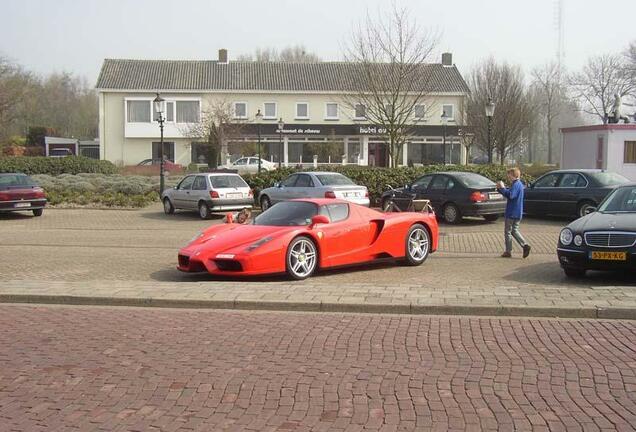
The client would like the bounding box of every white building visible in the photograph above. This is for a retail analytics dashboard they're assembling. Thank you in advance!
[96,49,470,168]
[561,124,636,181]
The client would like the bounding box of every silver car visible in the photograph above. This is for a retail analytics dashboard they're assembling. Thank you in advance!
[162,173,253,219]
[219,157,276,174]
[258,172,370,210]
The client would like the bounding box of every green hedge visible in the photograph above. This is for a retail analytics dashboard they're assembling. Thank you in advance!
[243,165,539,205]
[0,156,117,175]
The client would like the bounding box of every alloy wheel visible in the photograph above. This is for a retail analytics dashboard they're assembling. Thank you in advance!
[287,238,317,279]
[407,227,429,262]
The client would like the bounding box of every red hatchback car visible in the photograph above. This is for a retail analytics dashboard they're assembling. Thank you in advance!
[0,173,47,217]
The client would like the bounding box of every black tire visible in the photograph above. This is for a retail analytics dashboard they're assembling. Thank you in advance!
[577,200,596,218]
[564,267,586,278]
[163,198,175,214]
[32,208,43,217]
[483,214,499,222]
[403,224,430,266]
[443,203,461,224]
[286,236,318,280]
[260,195,271,211]
[198,201,211,220]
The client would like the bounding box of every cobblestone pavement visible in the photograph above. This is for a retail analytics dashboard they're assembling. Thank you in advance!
[1,206,635,316]
[1,305,635,431]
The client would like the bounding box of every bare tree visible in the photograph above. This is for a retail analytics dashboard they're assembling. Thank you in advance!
[184,100,246,168]
[237,45,321,62]
[342,5,438,168]
[568,54,635,123]
[532,62,565,164]
[0,57,35,144]
[466,58,532,164]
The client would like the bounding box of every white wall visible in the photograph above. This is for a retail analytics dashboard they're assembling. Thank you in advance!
[607,129,636,181]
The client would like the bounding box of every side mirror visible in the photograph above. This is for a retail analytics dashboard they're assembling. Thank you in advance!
[584,206,597,215]
[309,214,330,229]
[274,182,281,188]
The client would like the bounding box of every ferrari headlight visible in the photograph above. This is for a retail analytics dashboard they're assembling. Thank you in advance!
[245,237,273,252]
[574,235,583,246]
[560,228,573,246]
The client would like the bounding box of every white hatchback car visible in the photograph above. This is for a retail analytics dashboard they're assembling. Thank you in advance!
[219,157,276,174]
[161,172,254,219]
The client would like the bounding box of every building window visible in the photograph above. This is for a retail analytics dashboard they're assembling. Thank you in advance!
[325,103,339,120]
[625,141,636,163]
[127,100,151,123]
[263,102,277,119]
[151,141,175,162]
[354,104,366,119]
[234,102,247,119]
[153,101,174,122]
[296,103,309,119]
[176,101,200,123]
[414,104,426,120]
[442,104,454,121]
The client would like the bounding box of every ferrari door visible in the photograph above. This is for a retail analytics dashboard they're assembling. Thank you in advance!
[318,203,371,266]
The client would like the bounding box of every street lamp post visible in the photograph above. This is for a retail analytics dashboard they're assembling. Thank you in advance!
[485,98,495,164]
[277,118,284,169]
[255,109,263,173]
[441,111,448,164]
[153,93,166,194]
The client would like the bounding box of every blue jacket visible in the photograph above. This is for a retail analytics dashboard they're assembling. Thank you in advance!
[498,179,524,219]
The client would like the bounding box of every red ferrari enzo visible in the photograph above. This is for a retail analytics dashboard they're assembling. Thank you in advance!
[178,199,438,280]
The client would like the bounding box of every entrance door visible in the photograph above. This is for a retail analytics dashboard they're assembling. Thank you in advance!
[367,142,388,167]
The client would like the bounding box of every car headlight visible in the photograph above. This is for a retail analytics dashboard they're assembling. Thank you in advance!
[560,228,573,246]
[574,235,583,246]
[245,237,273,252]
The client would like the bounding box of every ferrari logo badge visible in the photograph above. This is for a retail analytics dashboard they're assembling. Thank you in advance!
[317,231,324,239]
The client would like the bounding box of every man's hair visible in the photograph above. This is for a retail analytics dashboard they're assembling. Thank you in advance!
[507,167,521,179]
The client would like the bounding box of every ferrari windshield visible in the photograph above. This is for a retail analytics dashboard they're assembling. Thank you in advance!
[597,186,636,213]
[253,201,318,226]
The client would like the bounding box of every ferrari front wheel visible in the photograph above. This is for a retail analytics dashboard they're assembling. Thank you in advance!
[286,236,318,280]
[404,224,430,266]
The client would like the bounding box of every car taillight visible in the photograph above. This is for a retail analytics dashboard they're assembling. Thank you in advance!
[364,190,369,198]
[0,192,9,201]
[248,189,254,197]
[33,187,46,198]
[324,191,336,199]
[470,191,487,203]
[210,190,220,199]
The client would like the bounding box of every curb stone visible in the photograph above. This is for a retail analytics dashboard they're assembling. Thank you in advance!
[0,294,633,320]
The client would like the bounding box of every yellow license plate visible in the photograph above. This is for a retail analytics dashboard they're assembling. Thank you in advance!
[591,251,627,261]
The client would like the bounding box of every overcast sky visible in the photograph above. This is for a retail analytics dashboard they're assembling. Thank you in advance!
[2,0,634,84]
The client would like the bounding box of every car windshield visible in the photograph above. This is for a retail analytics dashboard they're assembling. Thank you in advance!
[589,172,630,186]
[315,174,355,186]
[209,175,248,188]
[0,174,37,189]
[453,173,495,188]
[253,201,318,226]
[597,186,636,213]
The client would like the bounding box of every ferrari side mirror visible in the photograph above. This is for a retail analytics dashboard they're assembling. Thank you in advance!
[309,214,329,229]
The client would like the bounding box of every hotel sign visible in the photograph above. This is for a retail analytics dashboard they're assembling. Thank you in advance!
[242,124,458,136]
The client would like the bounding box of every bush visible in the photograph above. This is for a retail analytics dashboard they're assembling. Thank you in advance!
[0,156,117,175]
[243,164,538,205]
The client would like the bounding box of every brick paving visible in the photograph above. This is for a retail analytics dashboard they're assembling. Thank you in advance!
[1,305,635,431]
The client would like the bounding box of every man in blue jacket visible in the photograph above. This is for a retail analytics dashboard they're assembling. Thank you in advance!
[497,168,531,258]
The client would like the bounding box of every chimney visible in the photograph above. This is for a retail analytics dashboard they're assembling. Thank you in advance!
[441,52,453,67]
[218,48,228,64]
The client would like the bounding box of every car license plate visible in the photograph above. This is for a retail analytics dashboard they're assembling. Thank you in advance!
[489,193,502,200]
[14,202,31,208]
[590,251,627,261]
[226,193,242,199]
[344,192,358,198]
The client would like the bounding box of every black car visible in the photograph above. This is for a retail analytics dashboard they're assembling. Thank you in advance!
[0,173,47,216]
[524,169,630,219]
[557,183,636,277]
[380,172,506,224]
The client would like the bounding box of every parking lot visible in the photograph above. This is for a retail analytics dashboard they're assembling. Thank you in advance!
[0,204,574,285]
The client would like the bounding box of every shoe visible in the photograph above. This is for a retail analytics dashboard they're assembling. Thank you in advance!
[523,245,531,258]
[500,252,512,258]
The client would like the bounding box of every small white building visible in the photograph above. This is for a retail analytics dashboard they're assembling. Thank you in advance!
[561,124,636,181]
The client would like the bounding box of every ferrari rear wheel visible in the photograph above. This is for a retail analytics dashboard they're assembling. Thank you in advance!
[404,224,430,266]
[286,237,318,280]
